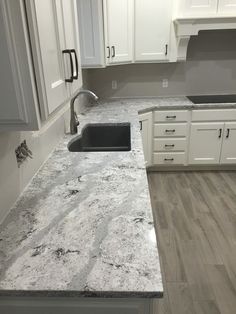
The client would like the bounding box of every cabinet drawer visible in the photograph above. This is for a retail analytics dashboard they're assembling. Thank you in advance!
[153,152,186,165]
[153,138,187,152]
[154,110,188,122]
[154,123,188,137]
[192,109,236,122]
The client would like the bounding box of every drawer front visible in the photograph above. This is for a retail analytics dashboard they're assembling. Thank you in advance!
[192,109,236,122]
[154,110,188,122]
[153,152,186,165]
[153,138,187,152]
[154,123,188,137]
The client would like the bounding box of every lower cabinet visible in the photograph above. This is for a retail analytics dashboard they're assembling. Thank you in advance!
[0,297,152,314]
[189,122,236,165]
[143,108,236,168]
[153,152,186,165]
[139,112,153,166]
[220,122,236,164]
[152,110,189,166]
[188,122,224,164]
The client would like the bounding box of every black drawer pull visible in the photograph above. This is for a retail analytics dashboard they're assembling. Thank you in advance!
[166,115,176,119]
[111,46,116,58]
[164,158,174,161]
[165,44,168,56]
[165,129,176,133]
[62,49,74,83]
[71,49,79,80]
[226,128,230,138]
[107,46,110,59]
[139,121,142,131]
[165,144,175,148]
[218,128,222,138]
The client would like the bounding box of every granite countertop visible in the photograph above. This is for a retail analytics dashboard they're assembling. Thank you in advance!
[0,96,236,299]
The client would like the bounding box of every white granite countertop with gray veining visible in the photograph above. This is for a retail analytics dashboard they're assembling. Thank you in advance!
[1,96,236,299]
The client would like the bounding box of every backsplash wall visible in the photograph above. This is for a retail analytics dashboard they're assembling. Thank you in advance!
[86,30,236,98]
[0,98,87,223]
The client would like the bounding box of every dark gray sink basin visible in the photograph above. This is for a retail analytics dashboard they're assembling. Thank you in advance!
[68,123,131,152]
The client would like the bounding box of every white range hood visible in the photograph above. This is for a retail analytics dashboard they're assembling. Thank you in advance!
[174,16,236,61]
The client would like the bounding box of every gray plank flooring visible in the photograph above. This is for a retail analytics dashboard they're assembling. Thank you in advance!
[148,171,236,314]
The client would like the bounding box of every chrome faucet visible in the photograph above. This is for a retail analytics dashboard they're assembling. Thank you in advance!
[70,90,99,134]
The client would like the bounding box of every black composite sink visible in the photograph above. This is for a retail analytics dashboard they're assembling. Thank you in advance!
[68,123,131,152]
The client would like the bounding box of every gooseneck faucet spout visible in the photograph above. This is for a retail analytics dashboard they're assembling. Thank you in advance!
[70,90,99,135]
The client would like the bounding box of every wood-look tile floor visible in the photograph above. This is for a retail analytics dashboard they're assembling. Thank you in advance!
[148,171,236,314]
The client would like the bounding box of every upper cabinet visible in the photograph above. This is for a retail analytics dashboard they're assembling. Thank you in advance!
[0,0,40,131]
[77,0,105,68]
[218,0,236,14]
[134,0,172,62]
[26,0,82,119]
[78,0,174,67]
[103,0,134,65]
[178,0,236,16]
[179,0,218,16]
[0,0,82,131]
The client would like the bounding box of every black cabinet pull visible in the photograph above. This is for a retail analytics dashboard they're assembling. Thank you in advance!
[164,158,174,161]
[166,115,176,119]
[226,128,230,138]
[218,128,222,138]
[62,50,74,83]
[165,44,168,56]
[139,121,142,131]
[165,129,176,133]
[107,46,110,59]
[71,49,79,80]
[165,144,175,148]
[111,46,116,58]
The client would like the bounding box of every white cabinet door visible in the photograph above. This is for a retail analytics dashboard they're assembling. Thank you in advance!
[218,0,236,14]
[134,0,172,62]
[181,0,218,15]
[61,0,82,95]
[26,0,82,119]
[139,112,152,166]
[0,0,40,131]
[189,122,224,164]
[77,0,105,68]
[220,123,236,164]
[104,0,133,64]
[28,0,70,117]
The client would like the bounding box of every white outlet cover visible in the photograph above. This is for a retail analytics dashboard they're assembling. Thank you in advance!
[112,80,117,90]
[162,79,168,88]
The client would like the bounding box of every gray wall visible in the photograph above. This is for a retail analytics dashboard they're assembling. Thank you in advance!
[86,30,236,98]
[0,98,87,223]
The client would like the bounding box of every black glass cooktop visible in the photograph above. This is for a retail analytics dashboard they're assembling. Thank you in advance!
[187,94,236,104]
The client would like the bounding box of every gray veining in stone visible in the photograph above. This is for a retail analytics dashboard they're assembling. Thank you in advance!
[0,96,235,299]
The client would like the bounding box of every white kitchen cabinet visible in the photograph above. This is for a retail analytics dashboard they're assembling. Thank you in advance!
[62,0,82,96]
[134,0,172,62]
[218,0,236,14]
[220,122,236,164]
[139,112,153,166]
[26,0,82,119]
[189,122,224,164]
[103,0,134,65]
[0,0,40,131]
[77,0,105,68]
[179,0,218,16]
[0,0,82,131]
[0,297,152,314]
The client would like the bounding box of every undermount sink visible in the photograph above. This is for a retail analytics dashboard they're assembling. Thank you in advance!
[68,123,131,152]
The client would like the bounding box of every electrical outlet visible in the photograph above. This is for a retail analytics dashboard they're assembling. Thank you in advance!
[162,79,168,88]
[112,80,117,90]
